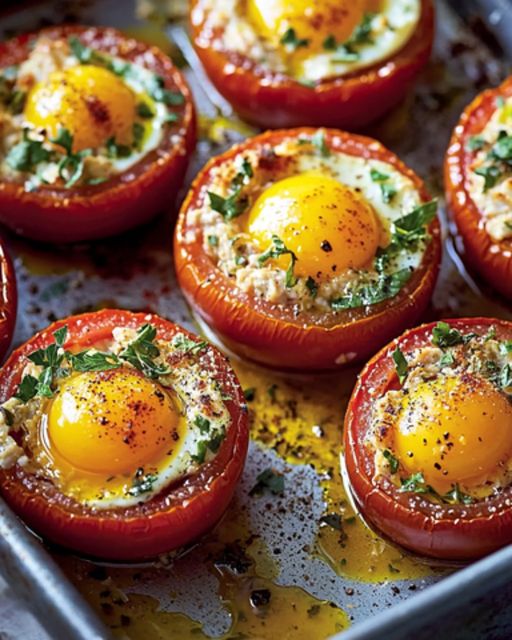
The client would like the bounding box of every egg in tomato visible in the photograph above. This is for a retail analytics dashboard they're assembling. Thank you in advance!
[0,325,229,508]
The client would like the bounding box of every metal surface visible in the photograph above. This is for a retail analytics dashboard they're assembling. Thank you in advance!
[0,1,511,639]
[0,499,112,640]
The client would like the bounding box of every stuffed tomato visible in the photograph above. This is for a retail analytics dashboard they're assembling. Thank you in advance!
[0,235,16,361]
[190,0,434,129]
[0,309,249,562]
[0,25,196,243]
[174,127,441,371]
[445,75,512,300]
[344,317,512,561]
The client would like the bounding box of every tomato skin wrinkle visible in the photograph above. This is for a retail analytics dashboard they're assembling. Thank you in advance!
[174,127,441,372]
[0,309,249,562]
[189,0,434,130]
[445,75,512,301]
[0,25,196,243]
[344,317,512,561]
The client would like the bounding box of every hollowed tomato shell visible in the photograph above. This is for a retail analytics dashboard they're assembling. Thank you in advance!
[0,26,196,243]
[0,235,17,362]
[344,317,512,561]
[0,309,249,562]
[189,0,434,130]
[445,76,512,300]
[174,127,442,372]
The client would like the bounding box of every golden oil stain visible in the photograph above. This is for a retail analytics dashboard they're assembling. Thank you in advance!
[233,359,441,583]
[122,26,173,55]
[198,114,258,145]
[57,501,349,640]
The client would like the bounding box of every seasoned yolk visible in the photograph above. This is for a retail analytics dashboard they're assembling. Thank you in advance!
[247,0,365,55]
[394,375,512,492]
[247,172,381,280]
[47,368,180,475]
[24,65,136,152]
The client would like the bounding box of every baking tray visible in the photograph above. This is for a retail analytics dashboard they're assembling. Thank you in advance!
[1,1,512,639]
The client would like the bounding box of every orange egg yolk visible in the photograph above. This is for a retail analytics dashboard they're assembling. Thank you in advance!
[247,172,381,280]
[394,375,512,492]
[47,368,180,475]
[248,0,366,55]
[24,65,136,152]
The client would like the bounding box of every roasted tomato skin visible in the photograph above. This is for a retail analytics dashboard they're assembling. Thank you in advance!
[189,0,434,130]
[174,127,441,372]
[0,309,249,562]
[445,77,512,300]
[344,317,512,561]
[0,236,17,362]
[0,26,196,244]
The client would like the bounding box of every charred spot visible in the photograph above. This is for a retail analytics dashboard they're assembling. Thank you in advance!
[320,240,332,252]
[85,95,111,125]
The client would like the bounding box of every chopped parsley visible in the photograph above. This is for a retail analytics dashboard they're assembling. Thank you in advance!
[127,467,158,497]
[243,387,256,402]
[194,414,211,434]
[306,276,318,298]
[370,168,396,203]
[431,322,466,348]
[50,127,92,188]
[383,449,399,474]
[136,102,154,118]
[208,159,253,221]
[6,130,50,173]
[171,333,207,355]
[399,472,430,494]
[467,135,485,152]
[249,468,285,496]
[119,323,170,379]
[473,129,512,192]
[258,235,297,288]
[392,347,408,385]
[280,27,310,50]
[323,13,375,62]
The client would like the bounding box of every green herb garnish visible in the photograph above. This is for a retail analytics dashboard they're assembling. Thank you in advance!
[280,27,310,50]
[127,467,158,497]
[258,235,297,288]
[392,347,408,384]
[171,333,207,355]
[249,468,285,496]
[6,129,50,173]
[119,324,170,379]
[383,449,399,474]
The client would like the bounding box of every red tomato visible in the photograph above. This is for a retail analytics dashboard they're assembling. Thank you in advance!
[0,310,249,562]
[445,76,512,300]
[189,0,434,130]
[0,235,16,361]
[0,26,196,243]
[344,317,512,561]
[174,127,441,372]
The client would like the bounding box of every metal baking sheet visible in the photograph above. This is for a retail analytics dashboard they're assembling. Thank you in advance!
[1,1,512,639]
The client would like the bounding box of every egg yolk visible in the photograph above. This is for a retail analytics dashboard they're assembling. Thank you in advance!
[247,172,381,280]
[248,0,365,55]
[394,375,512,492]
[47,368,180,475]
[24,65,136,152]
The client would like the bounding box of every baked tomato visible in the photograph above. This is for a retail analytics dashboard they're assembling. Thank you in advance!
[174,127,441,372]
[0,309,249,562]
[0,25,196,243]
[344,317,512,561]
[190,0,434,130]
[445,76,512,300]
[0,234,16,361]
